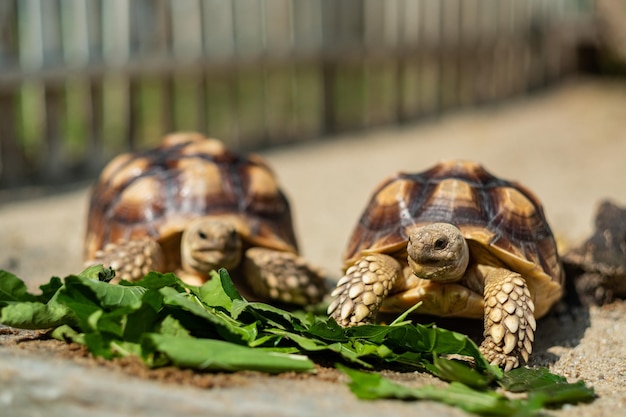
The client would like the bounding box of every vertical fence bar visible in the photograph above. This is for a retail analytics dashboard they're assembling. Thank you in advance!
[16,0,44,181]
[458,0,477,107]
[322,0,365,132]
[419,0,441,115]
[439,0,461,110]
[201,0,238,145]
[42,83,66,181]
[398,0,422,120]
[232,0,267,148]
[170,0,204,137]
[291,0,324,138]
[394,0,407,123]
[0,0,24,187]
[102,0,132,152]
[0,90,24,187]
[0,0,596,188]
[39,0,68,182]
[84,0,106,171]
[363,0,382,127]
[320,0,337,135]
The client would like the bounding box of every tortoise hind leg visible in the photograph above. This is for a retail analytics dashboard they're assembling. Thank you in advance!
[86,237,165,283]
[243,247,328,305]
[328,253,402,326]
[479,265,536,371]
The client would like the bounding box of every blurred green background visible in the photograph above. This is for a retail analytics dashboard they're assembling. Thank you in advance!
[0,0,619,187]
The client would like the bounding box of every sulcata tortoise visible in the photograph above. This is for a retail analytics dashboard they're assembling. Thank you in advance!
[563,200,626,306]
[328,160,564,370]
[84,132,327,305]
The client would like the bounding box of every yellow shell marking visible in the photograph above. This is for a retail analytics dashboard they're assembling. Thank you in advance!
[100,153,132,184]
[109,157,150,189]
[374,179,412,207]
[177,158,223,200]
[114,175,164,215]
[247,165,279,196]
[180,137,226,156]
[497,187,536,218]
[429,178,475,208]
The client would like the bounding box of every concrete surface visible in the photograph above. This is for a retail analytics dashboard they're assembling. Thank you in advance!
[1,78,626,416]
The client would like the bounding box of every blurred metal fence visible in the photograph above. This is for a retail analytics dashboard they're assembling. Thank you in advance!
[0,0,592,187]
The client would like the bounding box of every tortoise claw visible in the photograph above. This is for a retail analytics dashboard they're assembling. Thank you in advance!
[328,253,401,327]
[86,237,164,283]
[482,269,535,370]
[244,247,327,305]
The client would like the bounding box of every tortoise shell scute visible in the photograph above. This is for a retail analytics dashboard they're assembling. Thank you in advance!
[85,133,297,261]
[343,160,563,288]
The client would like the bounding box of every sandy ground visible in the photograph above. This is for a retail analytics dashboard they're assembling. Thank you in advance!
[1,78,626,416]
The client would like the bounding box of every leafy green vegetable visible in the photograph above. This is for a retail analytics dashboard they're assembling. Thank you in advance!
[143,334,314,373]
[0,266,595,416]
[339,364,525,416]
[78,264,116,282]
[0,270,37,304]
[500,367,595,407]
[338,365,594,416]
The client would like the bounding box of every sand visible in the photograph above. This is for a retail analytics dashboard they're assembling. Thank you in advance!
[1,78,625,416]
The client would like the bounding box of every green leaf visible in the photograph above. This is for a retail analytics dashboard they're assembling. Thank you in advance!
[63,276,146,310]
[501,367,596,407]
[0,300,72,329]
[159,287,257,343]
[528,381,596,407]
[37,277,63,303]
[1,275,72,329]
[143,333,314,373]
[500,366,567,392]
[158,315,192,338]
[338,365,530,416]
[269,328,372,367]
[217,268,244,301]
[0,270,36,304]
[78,264,115,282]
[306,318,349,342]
[51,324,85,344]
[121,271,187,291]
[197,270,238,311]
[240,301,299,329]
[389,301,423,326]
[0,267,596,416]
[431,355,493,389]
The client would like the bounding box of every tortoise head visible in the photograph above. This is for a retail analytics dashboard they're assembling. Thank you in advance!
[181,217,243,274]
[407,222,469,283]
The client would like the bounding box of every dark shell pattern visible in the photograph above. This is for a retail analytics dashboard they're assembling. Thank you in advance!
[344,160,564,289]
[85,133,298,260]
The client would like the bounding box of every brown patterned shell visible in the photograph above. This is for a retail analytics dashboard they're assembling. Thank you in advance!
[344,160,564,315]
[84,132,298,261]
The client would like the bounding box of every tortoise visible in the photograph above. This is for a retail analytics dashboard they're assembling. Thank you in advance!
[84,132,327,305]
[563,200,626,306]
[328,160,564,370]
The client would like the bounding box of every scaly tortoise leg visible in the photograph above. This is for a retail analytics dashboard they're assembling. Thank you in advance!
[480,266,536,371]
[243,247,328,305]
[86,237,164,283]
[328,253,402,326]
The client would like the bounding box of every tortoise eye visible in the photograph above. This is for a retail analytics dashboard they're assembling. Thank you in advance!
[434,238,447,250]
[198,230,208,240]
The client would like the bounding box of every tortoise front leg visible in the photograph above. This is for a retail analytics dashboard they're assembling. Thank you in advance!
[479,265,536,371]
[243,247,328,305]
[328,253,402,326]
[86,237,164,283]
